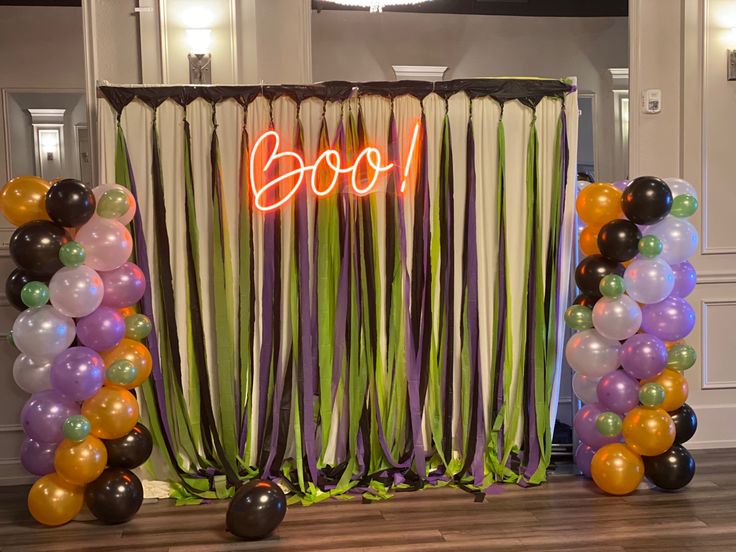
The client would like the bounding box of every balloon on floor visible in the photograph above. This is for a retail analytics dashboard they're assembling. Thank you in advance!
[567,176,698,495]
[226,480,287,540]
[0,177,154,526]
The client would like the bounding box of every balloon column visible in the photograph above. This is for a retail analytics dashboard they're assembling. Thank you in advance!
[1,176,154,526]
[567,176,698,495]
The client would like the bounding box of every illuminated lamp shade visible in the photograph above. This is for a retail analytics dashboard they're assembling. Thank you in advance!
[186,29,211,55]
[324,0,434,13]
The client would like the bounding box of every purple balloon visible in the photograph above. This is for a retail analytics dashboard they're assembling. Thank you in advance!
[100,262,146,308]
[575,443,596,478]
[612,179,630,191]
[620,333,668,380]
[641,296,696,342]
[596,369,640,415]
[574,403,619,449]
[20,437,57,476]
[671,261,697,298]
[76,306,125,351]
[20,389,79,443]
[50,347,105,401]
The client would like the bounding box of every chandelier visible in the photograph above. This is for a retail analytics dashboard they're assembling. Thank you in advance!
[324,0,434,14]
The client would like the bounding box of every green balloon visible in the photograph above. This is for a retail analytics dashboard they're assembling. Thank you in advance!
[21,281,49,308]
[97,188,130,219]
[596,412,623,437]
[125,313,152,340]
[638,235,663,258]
[671,194,699,218]
[564,305,593,330]
[59,241,86,267]
[106,359,137,386]
[599,274,625,298]
[7,330,14,348]
[63,415,91,442]
[639,382,665,407]
[667,344,697,371]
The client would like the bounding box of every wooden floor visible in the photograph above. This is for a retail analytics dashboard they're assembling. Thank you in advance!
[1,449,734,551]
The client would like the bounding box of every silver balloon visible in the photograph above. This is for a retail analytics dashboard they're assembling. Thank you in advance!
[12,306,75,359]
[647,216,698,264]
[572,372,601,404]
[13,354,52,394]
[49,265,104,318]
[592,295,642,341]
[624,258,675,304]
[565,329,621,377]
[664,177,698,200]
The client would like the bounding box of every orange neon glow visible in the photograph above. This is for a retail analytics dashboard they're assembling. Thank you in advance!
[250,121,422,212]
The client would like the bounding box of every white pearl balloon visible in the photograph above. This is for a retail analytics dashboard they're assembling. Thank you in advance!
[572,372,601,404]
[664,177,698,200]
[565,329,621,377]
[13,354,52,394]
[647,216,699,264]
[592,295,643,341]
[624,258,675,304]
[12,306,75,359]
[49,265,104,318]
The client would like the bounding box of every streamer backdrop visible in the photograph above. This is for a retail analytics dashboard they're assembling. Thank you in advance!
[96,79,578,502]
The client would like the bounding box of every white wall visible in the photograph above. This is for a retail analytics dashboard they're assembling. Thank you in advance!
[630,0,736,449]
[311,10,628,181]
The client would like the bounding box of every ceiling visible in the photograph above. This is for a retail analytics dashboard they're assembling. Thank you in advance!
[313,0,628,17]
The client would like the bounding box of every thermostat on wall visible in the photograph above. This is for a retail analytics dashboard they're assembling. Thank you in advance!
[641,89,662,114]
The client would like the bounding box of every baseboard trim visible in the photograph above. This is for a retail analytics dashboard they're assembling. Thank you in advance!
[688,439,736,450]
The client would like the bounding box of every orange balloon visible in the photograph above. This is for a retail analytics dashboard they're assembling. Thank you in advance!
[665,339,686,351]
[82,386,139,439]
[622,406,675,456]
[0,176,51,226]
[643,368,689,411]
[54,436,107,485]
[576,183,623,226]
[579,226,601,256]
[118,306,137,318]
[591,443,644,495]
[27,473,84,526]
[101,338,152,388]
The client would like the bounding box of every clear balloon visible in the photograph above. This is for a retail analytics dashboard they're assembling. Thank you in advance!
[50,347,105,402]
[619,333,667,380]
[100,262,146,308]
[76,306,126,352]
[92,183,136,225]
[575,443,596,478]
[12,305,75,359]
[671,261,697,298]
[565,329,622,377]
[21,389,80,443]
[574,403,621,449]
[646,217,698,264]
[49,265,104,318]
[75,218,133,272]
[572,372,601,404]
[592,295,642,341]
[13,354,52,394]
[623,258,675,304]
[641,296,696,342]
[597,370,640,414]
[20,437,57,476]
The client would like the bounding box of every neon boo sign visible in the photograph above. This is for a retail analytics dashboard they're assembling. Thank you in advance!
[250,122,422,212]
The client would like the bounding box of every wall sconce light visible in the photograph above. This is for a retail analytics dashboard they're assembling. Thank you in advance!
[40,131,59,161]
[187,29,212,84]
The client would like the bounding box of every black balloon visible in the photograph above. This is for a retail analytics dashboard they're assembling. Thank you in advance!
[104,423,153,469]
[598,219,642,262]
[669,403,698,445]
[575,254,625,298]
[573,293,598,309]
[643,444,695,491]
[226,479,287,540]
[9,220,70,277]
[5,268,48,311]
[45,178,96,228]
[621,176,673,225]
[85,468,144,524]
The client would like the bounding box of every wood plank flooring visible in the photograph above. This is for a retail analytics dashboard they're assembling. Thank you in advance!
[1,449,734,551]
